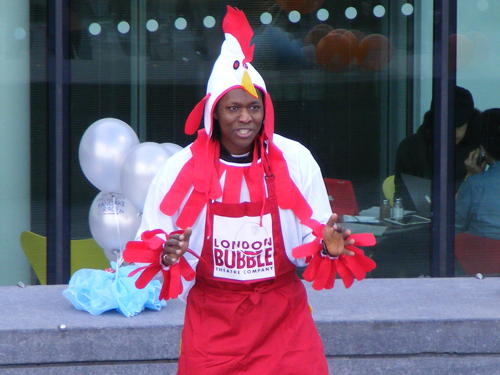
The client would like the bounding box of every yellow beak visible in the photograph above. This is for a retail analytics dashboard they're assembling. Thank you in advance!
[241,70,258,98]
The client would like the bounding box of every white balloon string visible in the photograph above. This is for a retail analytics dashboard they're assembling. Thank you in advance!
[112,193,123,281]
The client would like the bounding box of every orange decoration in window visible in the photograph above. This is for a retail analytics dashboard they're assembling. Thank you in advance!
[304,24,333,46]
[357,33,392,71]
[315,29,359,72]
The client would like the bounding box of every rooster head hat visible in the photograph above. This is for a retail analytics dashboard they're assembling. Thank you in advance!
[183,6,274,141]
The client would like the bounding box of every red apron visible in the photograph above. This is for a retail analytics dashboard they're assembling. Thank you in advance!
[178,175,329,375]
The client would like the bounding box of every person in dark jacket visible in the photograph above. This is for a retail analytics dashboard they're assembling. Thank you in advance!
[456,108,500,239]
[394,86,480,210]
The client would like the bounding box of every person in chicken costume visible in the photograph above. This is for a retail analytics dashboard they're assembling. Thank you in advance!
[124,6,376,375]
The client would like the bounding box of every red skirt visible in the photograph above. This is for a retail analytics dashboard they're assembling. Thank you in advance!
[177,273,329,375]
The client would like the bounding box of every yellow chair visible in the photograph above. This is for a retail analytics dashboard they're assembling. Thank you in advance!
[382,175,395,206]
[20,231,110,285]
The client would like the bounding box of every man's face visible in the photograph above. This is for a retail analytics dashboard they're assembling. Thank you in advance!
[456,123,468,144]
[214,88,264,155]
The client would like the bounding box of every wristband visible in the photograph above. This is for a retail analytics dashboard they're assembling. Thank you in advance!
[321,241,339,259]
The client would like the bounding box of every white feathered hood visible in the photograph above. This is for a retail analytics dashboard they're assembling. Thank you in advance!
[183,6,274,141]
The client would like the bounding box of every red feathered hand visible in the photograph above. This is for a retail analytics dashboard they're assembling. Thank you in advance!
[124,229,196,300]
[223,5,255,64]
[292,227,377,290]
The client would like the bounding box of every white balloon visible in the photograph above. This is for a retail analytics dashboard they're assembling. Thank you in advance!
[79,118,139,193]
[89,192,141,261]
[121,142,170,211]
[161,142,183,157]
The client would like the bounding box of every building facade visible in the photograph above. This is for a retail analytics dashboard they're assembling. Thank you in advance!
[1,0,499,285]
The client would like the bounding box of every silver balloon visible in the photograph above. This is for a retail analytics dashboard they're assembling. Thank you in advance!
[121,142,170,212]
[89,192,141,261]
[79,118,139,193]
[161,142,183,157]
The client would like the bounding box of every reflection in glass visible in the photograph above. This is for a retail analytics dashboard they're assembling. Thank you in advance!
[14,27,27,40]
[146,19,159,32]
[373,5,385,18]
[316,8,329,22]
[33,0,496,280]
[174,17,187,30]
[401,3,414,16]
[88,22,101,36]
[260,12,272,25]
[345,6,357,20]
[203,16,216,29]
[117,21,130,34]
[288,10,301,23]
[476,0,489,12]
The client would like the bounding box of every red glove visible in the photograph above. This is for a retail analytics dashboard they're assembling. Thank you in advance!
[124,229,196,300]
[293,230,376,290]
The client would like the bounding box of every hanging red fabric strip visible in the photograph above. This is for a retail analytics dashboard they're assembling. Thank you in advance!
[302,253,322,281]
[122,242,156,261]
[191,130,222,199]
[301,218,324,237]
[168,263,182,299]
[336,259,355,288]
[244,161,265,202]
[160,270,171,300]
[135,265,162,289]
[179,256,196,280]
[325,260,337,289]
[345,246,377,276]
[311,256,333,290]
[222,166,244,203]
[349,233,377,247]
[160,159,195,216]
[267,142,313,222]
[292,238,322,259]
[175,190,208,229]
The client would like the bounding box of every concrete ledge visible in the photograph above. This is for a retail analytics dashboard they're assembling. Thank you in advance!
[1,277,499,374]
[329,356,500,375]
[0,363,178,375]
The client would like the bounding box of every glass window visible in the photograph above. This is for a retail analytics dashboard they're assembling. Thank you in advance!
[0,1,35,285]
[4,0,497,285]
[376,1,434,277]
[454,0,500,276]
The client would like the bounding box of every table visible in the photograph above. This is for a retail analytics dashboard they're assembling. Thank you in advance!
[343,221,432,278]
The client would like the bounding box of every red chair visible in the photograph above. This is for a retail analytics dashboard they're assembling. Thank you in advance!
[455,233,500,275]
[323,178,359,216]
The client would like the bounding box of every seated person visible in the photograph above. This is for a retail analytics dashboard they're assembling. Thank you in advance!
[394,86,480,210]
[456,108,500,240]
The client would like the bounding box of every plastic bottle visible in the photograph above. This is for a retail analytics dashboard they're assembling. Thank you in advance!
[379,199,391,220]
[392,198,404,221]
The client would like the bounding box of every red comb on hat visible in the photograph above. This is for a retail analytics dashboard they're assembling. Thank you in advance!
[222,6,255,64]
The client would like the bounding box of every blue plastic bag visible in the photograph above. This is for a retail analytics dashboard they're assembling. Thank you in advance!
[63,262,166,317]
